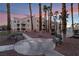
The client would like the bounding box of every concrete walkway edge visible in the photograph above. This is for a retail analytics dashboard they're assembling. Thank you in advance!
[0,45,14,52]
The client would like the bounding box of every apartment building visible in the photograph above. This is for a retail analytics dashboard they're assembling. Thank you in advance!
[11,16,60,32]
[11,16,44,32]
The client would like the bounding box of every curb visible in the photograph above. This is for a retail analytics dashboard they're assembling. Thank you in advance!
[0,44,14,52]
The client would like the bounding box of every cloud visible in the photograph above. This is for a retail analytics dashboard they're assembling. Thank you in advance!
[0,5,78,26]
[0,12,28,25]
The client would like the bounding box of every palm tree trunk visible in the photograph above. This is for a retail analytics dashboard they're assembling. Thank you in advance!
[39,3,42,31]
[47,4,53,32]
[45,11,47,32]
[71,3,74,32]
[48,9,50,32]
[62,3,67,41]
[43,11,47,32]
[29,3,33,31]
[78,3,79,16]
[6,3,11,32]
[49,3,53,32]
[43,5,48,32]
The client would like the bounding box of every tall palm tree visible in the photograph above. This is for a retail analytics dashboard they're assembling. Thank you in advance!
[39,3,42,31]
[71,3,74,32]
[47,3,53,32]
[78,3,79,16]
[6,3,11,32]
[29,3,33,31]
[50,3,53,31]
[47,6,50,32]
[62,3,67,41]
[43,5,48,32]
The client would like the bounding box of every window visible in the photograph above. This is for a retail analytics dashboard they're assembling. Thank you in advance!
[21,24,26,27]
[21,28,26,30]
[17,28,20,31]
[17,24,20,27]
[27,20,30,22]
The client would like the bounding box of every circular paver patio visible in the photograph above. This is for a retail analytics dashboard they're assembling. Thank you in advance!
[14,38,56,55]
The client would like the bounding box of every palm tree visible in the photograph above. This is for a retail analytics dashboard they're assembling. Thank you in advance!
[50,3,53,31]
[78,3,79,16]
[39,3,42,31]
[47,3,53,32]
[71,3,74,32]
[47,6,51,32]
[43,5,48,32]
[6,3,11,32]
[29,3,33,31]
[62,3,67,41]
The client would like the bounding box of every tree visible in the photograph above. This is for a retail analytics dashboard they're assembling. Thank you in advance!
[29,3,33,31]
[43,5,48,32]
[78,3,79,16]
[47,3,53,32]
[39,3,42,31]
[71,3,74,32]
[62,3,67,41]
[6,3,11,32]
[47,6,51,32]
[50,3,53,31]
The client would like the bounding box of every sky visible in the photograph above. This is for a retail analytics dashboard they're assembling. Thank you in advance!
[0,3,79,27]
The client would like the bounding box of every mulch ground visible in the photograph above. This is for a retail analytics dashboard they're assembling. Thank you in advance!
[55,37,79,56]
[25,31,52,39]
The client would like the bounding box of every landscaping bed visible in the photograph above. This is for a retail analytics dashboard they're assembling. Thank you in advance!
[55,37,79,56]
[0,31,23,46]
[25,31,52,39]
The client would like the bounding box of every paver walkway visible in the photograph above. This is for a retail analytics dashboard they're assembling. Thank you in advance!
[14,33,63,56]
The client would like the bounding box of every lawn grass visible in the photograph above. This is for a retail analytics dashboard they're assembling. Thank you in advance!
[0,31,16,36]
[0,31,17,45]
[0,31,9,36]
